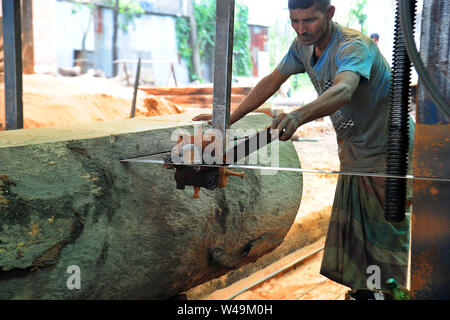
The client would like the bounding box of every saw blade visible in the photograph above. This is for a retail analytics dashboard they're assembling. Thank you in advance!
[119,158,450,183]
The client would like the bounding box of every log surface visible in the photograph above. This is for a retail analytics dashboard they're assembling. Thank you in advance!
[0,113,302,299]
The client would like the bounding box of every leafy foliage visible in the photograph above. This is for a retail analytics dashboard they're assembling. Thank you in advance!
[176,0,252,82]
[175,17,194,78]
[70,2,96,38]
[232,4,252,77]
[348,0,368,34]
[71,0,144,34]
[71,2,95,15]
[103,0,145,33]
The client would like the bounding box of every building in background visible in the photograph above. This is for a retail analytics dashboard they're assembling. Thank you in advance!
[32,0,190,86]
[3,1,420,87]
[247,14,270,79]
[244,0,280,79]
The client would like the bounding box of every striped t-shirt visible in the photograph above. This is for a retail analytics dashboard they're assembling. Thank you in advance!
[277,22,394,172]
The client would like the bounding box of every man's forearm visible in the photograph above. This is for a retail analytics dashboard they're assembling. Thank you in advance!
[230,72,288,125]
[294,83,352,126]
[271,71,361,141]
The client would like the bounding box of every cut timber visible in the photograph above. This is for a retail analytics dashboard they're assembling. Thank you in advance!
[0,113,302,299]
[140,87,251,96]
[158,94,247,107]
[141,86,252,110]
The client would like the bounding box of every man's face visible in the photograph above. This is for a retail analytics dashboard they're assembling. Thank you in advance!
[289,5,332,46]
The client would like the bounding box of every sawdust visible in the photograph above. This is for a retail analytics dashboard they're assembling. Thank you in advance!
[205,237,349,300]
[0,74,184,130]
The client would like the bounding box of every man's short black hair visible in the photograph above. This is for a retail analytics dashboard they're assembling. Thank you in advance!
[370,33,380,40]
[288,0,331,12]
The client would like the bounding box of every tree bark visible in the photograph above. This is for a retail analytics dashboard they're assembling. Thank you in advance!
[0,113,302,299]
[80,8,94,74]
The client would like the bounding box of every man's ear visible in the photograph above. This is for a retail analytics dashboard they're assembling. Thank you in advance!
[326,5,336,22]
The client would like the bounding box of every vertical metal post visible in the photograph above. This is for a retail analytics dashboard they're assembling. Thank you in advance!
[212,0,235,152]
[130,58,141,119]
[2,0,24,130]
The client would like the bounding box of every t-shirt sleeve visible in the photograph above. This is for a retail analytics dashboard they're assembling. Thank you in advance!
[276,39,306,76]
[336,41,372,80]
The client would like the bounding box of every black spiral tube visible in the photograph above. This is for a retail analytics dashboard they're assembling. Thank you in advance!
[384,0,417,223]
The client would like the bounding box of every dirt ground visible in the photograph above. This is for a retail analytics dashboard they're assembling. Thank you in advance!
[0,74,346,300]
[0,74,183,130]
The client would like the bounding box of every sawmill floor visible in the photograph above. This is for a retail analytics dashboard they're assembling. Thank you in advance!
[205,237,349,300]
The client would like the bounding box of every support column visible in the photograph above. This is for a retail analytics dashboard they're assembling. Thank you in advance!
[2,0,24,130]
[212,0,235,153]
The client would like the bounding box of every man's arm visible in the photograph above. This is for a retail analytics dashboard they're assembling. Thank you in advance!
[230,69,290,125]
[271,71,361,141]
[192,69,290,124]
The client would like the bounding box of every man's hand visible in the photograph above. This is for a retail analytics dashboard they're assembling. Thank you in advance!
[270,112,300,141]
[192,113,212,124]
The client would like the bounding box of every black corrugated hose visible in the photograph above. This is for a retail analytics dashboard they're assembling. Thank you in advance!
[384,0,417,223]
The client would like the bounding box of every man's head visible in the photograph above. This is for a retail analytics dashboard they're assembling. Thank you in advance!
[288,0,335,46]
[288,0,330,12]
[370,33,380,44]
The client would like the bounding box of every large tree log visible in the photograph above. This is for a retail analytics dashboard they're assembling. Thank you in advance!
[0,113,302,299]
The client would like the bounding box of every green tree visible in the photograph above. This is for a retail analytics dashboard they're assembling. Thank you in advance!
[176,0,252,82]
[71,0,144,76]
[71,2,96,73]
[232,4,252,78]
[102,0,144,76]
[103,0,144,33]
[348,0,368,34]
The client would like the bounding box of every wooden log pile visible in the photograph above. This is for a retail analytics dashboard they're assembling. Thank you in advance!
[140,86,252,110]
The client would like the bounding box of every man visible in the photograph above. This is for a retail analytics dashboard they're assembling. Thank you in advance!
[370,33,380,45]
[193,0,412,290]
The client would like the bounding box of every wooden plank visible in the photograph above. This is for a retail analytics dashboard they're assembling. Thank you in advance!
[232,249,327,300]
[140,86,252,96]
[298,279,349,300]
[162,94,246,106]
[166,103,243,111]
